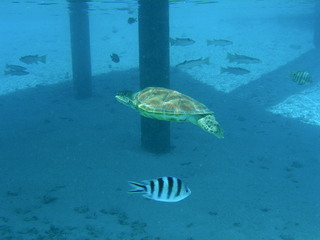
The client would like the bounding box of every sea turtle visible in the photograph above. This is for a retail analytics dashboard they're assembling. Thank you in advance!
[115,87,224,138]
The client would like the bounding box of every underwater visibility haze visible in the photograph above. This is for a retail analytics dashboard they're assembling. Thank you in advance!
[0,0,319,240]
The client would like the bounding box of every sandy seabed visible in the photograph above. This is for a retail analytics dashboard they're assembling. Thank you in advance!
[0,1,319,240]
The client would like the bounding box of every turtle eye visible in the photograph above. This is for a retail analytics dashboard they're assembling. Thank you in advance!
[119,90,134,98]
[116,91,126,96]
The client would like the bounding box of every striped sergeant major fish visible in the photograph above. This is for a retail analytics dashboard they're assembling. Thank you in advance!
[290,70,312,85]
[128,176,191,202]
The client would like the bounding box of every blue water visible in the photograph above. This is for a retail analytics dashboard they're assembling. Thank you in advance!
[0,1,319,240]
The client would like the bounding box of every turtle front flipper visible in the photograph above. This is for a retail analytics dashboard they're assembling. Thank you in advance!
[197,115,224,138]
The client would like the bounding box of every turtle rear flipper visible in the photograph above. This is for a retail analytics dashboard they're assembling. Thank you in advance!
[198,115,224,138]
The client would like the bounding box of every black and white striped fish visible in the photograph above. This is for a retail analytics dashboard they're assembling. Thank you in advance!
[128,176,191,202]
[290,70,312,85]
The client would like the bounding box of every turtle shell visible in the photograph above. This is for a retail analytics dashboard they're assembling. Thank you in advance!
[134,87,212,116]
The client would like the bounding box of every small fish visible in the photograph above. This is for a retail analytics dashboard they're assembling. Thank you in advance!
[37,2,58,5]
[195,0,219,4]
[176,57,210,69]
[20,55,46,64]
[4,69,29,76]
[207,39,233,47]
[220,67,250,75]
[227,53,261,64]
[127,17,137,24]
[117,7,133,12]
[110,53,120,63]
[289,44,301,50]
[128,176,191,202]
[290,70,312,85]
[5,64,27,71]
[170,37,195,46]
[116,7,131,11]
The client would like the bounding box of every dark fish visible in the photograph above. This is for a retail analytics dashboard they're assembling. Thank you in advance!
[195,1,219,4]
[5,64,27,71]
[289,44,301,50]
[290,70,312,85]
[110,53,120,63]
[227,53,261,64]
[170,37,195,46]
[128,176,191,202]
[37,3,58,5]
[117,7,133,13]
[207,39,232,46]
[116,7,131,11]
[127,17,137,24]
[176,57,210,69]
[220,67,250,75]
[20,55,46,64]
[4,69,29,76]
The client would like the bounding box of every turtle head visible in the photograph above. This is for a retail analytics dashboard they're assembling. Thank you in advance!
[115,90,135,108]
[197,115,224,138]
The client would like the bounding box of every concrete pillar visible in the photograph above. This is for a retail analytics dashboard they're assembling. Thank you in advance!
[68,0,92,99]
[138,0,170,153]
